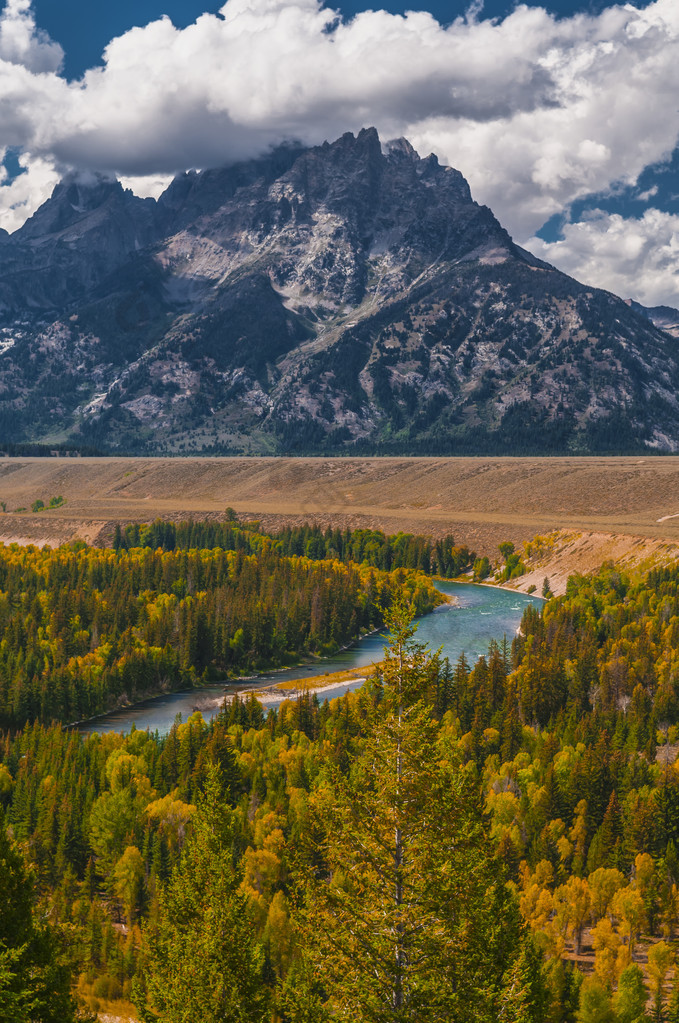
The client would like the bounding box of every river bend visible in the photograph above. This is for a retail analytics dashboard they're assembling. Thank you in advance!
[80,582,542,736]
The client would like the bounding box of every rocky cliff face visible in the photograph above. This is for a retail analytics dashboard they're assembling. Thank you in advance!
[1,128,678,454]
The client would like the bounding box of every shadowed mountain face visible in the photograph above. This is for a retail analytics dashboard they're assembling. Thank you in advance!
[0,127,677,454]
[626,299,679,340]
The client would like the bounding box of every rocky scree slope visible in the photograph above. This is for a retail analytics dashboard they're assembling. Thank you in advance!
[0,127,677,454]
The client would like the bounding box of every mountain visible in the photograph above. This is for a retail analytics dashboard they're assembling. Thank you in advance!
[0,174,160,314]
[625,299,679,339]
[1,127,678,454]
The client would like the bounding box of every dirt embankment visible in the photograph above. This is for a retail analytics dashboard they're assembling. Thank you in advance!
[504,530,679,597]
[2,456,679,588]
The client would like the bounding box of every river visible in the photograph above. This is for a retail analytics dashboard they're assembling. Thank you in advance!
[79,581,542,736]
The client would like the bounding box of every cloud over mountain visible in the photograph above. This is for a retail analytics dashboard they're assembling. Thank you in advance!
[528,208,679,309]
[0,0,679,302]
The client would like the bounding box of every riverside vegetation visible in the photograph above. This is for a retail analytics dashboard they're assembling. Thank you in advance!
[0,520,469,730]
[2,526,679,1019]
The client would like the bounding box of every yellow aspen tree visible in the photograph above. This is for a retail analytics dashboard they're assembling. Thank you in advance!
[554,876,591,954]
[647,940,675,1021]
[591,918,622,989]
[113,846,145,927]
[611,886,645,960]
[588,867,626,924]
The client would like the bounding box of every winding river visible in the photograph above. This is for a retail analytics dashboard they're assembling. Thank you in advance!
[80,582,542,736]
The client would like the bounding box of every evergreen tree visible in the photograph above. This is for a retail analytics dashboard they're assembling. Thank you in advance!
[668,977,679,1023]
[289,598,545,1022]
[613,964,648,1023]
[0,811,77,1023]
[135,767,268,1023]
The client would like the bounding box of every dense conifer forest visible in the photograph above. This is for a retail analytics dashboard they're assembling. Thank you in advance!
[3,526,679,1019]
[0,520,462,730]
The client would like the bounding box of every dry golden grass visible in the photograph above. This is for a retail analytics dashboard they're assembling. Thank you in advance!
[273,664,376,692]
[3,456,679,575]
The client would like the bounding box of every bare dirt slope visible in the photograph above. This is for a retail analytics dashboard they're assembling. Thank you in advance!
[510,530,679,596]
[3,456,679,576]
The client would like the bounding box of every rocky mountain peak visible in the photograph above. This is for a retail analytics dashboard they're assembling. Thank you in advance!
[0,171,160,314]
[158,143,306,229]
[1,128,678,456]
[383,136,419,160]
[322,126,382,158]
[15,172,133,241]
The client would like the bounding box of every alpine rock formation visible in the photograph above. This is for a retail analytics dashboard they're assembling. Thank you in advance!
[1,128,678,454]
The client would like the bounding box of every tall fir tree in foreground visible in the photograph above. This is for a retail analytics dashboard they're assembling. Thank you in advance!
[287,598,546,1022]
[134,766,268,1023]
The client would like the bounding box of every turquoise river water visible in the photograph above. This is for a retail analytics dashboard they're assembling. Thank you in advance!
[79,581,543,736]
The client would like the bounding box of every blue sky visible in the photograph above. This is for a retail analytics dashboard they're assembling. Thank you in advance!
[1,0,678,306]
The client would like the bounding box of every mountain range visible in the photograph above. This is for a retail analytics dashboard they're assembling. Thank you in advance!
[1,126,678,455]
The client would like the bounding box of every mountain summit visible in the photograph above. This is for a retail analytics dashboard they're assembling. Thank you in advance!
[0,128,677,454]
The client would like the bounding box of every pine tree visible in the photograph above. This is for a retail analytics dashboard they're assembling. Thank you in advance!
[0,811,77,1023]
[613,963,648,1023]
[289,598,545,1022]
[134,766,268,1023]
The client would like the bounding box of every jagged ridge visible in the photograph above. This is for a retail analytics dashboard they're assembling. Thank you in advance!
[0,128,677,454]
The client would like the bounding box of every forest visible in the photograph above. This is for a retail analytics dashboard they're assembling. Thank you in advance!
[0,520,459,730]
[112,518,472,578]
[2,527,679,1019]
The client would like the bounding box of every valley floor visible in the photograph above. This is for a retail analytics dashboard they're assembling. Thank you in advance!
[3,456,679,590]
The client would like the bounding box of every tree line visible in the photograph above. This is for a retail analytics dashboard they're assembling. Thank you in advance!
[113,518,473,578]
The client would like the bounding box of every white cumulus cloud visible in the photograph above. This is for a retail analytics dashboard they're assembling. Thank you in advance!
[0,0,62,72]
[0,151,59,233]
[1,0,679,305]
[527,208,679,308]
